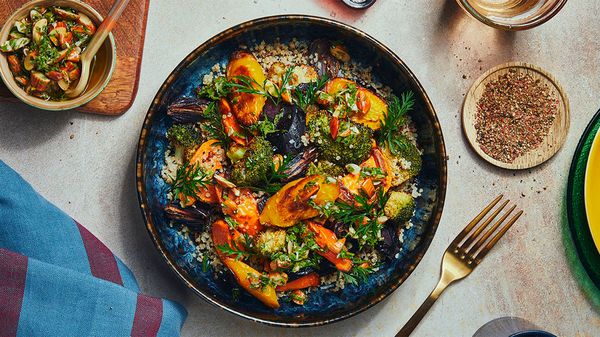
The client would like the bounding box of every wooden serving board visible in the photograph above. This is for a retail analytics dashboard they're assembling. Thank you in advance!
[0,0,150,115]
[462,62,570,170]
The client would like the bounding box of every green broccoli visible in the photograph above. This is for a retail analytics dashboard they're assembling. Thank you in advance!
[307,111,372,166]
[255,229,287,256]
[230,136,274,186]
[167,124,201,148]
[389,134,422,178]
[384,191,415,223]
[307,160,345,177]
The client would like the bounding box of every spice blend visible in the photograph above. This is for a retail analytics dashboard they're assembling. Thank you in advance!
[475,69,559,163]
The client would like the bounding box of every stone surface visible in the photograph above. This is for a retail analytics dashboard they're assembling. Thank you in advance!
[0,1,599,336]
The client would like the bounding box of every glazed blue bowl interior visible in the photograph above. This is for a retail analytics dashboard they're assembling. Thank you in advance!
[137,16,446,327]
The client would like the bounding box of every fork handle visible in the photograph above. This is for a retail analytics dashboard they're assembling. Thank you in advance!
[395,279,450,337]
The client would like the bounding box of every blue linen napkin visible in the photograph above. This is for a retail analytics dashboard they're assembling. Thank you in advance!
[0,160,187,337]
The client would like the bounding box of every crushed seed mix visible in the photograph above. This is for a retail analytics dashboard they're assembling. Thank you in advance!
[475,69,559,163]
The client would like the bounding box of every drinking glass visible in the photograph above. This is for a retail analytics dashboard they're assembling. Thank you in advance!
[456,0,568,30]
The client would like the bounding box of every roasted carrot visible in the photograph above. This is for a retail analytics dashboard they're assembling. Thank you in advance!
[219,98,247,146]
[307,222,353,272]
[276,273,320,292]
[317,249,352,272]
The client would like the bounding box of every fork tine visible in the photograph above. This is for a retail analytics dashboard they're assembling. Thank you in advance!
[467,204,516,255]
[451,195,503,246]
[474,210,523,261]
[462,199,509,249]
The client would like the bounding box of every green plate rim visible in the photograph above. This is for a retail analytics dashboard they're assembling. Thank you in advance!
[566,109,600,289]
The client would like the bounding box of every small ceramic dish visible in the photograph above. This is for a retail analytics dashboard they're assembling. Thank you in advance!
[584,129,600,252]
[456,0,568,30]
[136,15,447,327]
[0,0,116,111]
[462,62,569,170]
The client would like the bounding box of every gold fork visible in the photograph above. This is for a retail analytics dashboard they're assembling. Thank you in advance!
[396,195,523,337]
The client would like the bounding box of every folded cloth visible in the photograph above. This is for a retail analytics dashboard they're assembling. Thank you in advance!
[0,161,187,337]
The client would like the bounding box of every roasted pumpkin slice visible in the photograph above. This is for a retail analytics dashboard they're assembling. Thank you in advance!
[322,77,388,130]
[259,175,340,228]
[226,51,267,126]
[222,257,280,309]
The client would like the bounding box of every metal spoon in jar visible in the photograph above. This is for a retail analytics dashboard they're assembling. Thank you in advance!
[66,0,130,98]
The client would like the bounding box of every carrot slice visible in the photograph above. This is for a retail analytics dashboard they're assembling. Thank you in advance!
[276,273,320,292]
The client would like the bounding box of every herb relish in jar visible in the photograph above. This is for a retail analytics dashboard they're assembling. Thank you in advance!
[0,6,96,100]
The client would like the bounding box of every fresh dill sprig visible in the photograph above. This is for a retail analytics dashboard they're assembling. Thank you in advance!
[168,162,211,201]
[377,91,415,156]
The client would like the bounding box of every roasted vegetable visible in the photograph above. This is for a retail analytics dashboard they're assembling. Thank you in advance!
[167,124,201,148]
[189,139,226,174]
[307,221,346,255]
[226,51,267,126]
[30,71,50,92]
[259,175,340,228]
[255,229,287,256]
[264,104,306,155]
[230,136,273,186]
[175,139,226,205]
[279,147,318,182]
[289,289,308,305]
[384,191,415,222]
[307,160,345,177]
[167,97,212,123]
[164,203,211,229]
[307,110,372,166]
[7,55,21,74]
[220,188,263,236]
[266,63,318,104]
[276,273,320,292]
[340,147,392,195]
[382,135,422,186]
[218,98,247,146]
[320,78,388,130]
[308,39,340,79]
[223,257,280,308]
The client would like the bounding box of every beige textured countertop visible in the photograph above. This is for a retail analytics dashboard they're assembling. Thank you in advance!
[0,1,598,336]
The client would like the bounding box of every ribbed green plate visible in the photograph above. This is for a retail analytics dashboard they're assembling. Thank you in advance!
[565,109,600,310]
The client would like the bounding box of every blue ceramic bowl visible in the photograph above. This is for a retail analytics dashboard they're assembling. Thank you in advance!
[136,15,447,327]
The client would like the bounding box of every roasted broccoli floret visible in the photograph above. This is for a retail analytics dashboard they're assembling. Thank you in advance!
[384,191,415,222]
[230,136,274,186]
[255,229,287,256]
[307,160,345,177]
[307,111,372,166]
[383,135,422,186]
[167,124,201,148]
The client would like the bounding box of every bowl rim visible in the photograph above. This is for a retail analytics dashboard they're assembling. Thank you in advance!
[455,0,568,30]
[0,0,117,111]
[136,14,448,327]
